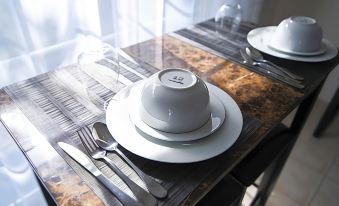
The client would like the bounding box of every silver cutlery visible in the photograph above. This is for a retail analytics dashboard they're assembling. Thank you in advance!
[242,48,302,84]
[245,47,304,81]
[240,49,304,89]
[92,122,168,198]
[78,127,158,206]
[57,142,142,206]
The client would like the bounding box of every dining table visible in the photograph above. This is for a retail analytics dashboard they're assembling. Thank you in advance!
[0,18,338,206]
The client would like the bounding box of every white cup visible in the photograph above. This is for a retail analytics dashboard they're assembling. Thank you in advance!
[139,68,211,133]
[269,16,323,53]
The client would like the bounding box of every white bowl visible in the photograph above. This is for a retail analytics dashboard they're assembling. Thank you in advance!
[269,16,323,54]
[139,68,211,133]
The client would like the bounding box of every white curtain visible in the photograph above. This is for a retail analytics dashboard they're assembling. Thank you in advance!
[0,0,263,88]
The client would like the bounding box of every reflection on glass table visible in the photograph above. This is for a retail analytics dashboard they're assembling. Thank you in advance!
[0,123,47,206]
[77,41,121,107]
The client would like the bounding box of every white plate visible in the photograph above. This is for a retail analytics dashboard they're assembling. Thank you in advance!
[247,26,338,62]
[128,82,226,142]
[106,82,243,163]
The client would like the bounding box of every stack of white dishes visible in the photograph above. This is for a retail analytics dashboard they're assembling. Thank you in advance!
[247,16,338,62]
[106,68,243,163]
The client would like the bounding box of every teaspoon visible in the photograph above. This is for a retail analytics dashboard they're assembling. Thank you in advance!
[92,122,168,199]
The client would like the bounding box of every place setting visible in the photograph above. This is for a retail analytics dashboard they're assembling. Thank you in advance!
[246,16,338,63]
[238,16,337,90]
[105,68,244,163]
[173,14,338,89]
[56,68,261,205]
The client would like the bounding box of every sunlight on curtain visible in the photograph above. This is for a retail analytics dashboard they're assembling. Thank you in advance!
[0,0,263,88]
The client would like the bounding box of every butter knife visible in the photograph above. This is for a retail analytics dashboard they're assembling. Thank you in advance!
[240,49,304,89]
[58,142,142,206]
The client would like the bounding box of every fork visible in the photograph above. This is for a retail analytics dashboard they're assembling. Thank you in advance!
[78,127,158,206]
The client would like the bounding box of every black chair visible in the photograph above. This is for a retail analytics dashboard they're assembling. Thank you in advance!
[313,86,339,137]
[198,123,295,206]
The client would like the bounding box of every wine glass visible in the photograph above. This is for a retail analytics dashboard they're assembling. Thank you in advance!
[214,0,242,39]
[77,42,120,108]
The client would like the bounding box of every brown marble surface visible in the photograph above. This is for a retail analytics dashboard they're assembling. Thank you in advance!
[0,27,338,206]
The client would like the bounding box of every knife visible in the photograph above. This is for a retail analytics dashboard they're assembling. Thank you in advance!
[58,142,142,206]
[240,49,304,89]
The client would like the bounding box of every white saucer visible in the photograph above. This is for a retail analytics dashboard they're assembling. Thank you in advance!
[247,26,338,62]
[128,82,226,142]
[268,42,326,56]
[106,82,243,163]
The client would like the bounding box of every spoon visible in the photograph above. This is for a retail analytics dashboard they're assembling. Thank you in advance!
[245,47,304,81]
[92,122,168,199]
